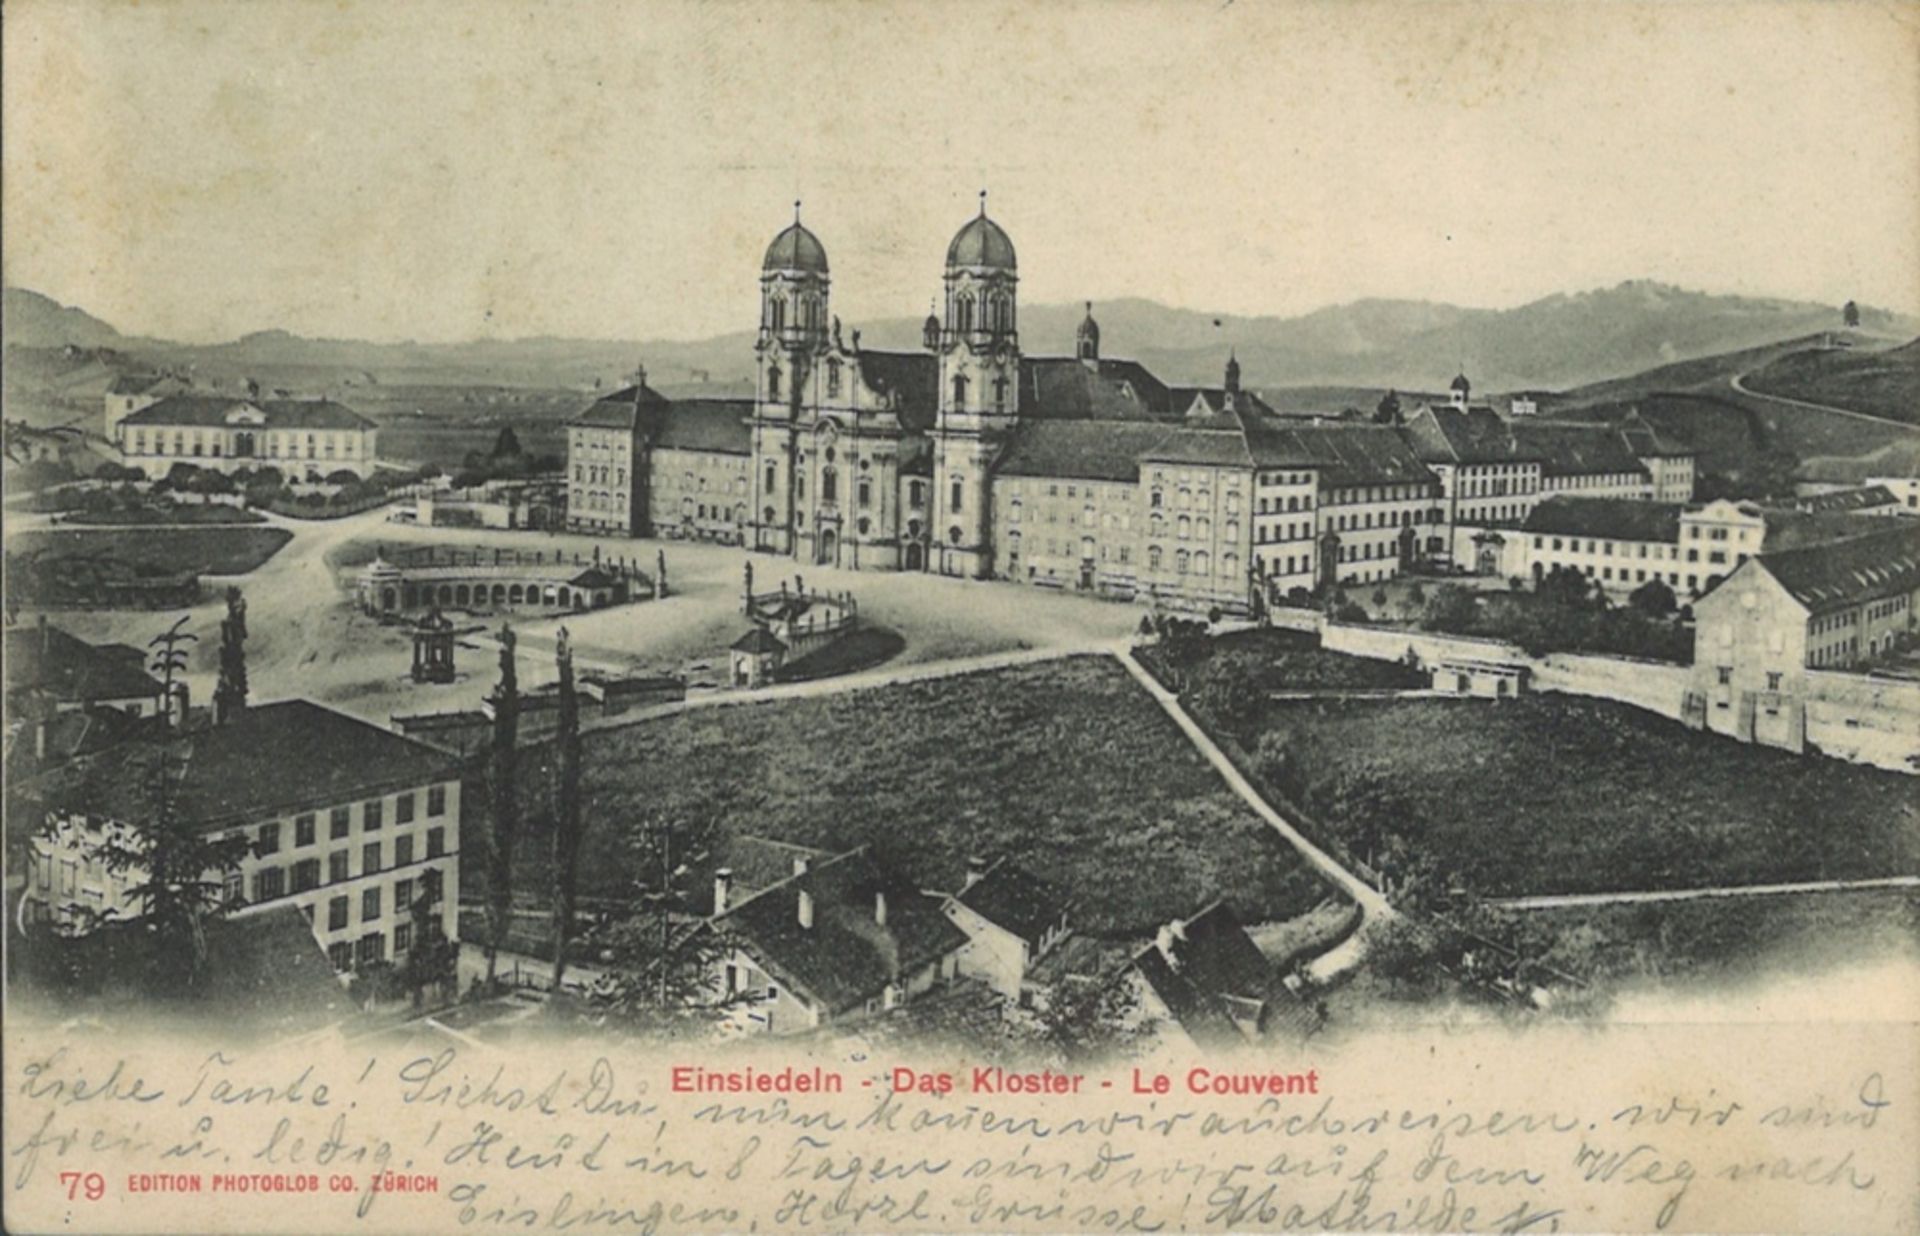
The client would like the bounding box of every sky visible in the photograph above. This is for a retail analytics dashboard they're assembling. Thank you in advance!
[4,0,1917,344]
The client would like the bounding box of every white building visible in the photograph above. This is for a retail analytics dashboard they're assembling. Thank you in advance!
[20,699,459,975]
[116,394,379,481]
[941,857,1070,1000]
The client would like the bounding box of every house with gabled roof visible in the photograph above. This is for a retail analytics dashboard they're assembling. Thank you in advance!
[115,393,378,481]
[699,844,968,1035]
[941,856,1071,1000]
[1126,901,1320,1050]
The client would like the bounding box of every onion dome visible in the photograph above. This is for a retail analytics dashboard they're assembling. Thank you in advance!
[946,210,1017,271]
[764,213,829,274]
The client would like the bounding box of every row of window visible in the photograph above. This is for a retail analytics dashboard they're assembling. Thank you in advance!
[125,430,364,458]
[1256,521,1313,544]
[255,786,447,856]
[326,915,444,973]
[239,829,448,904]
[1147,514,1239,543]
[1143,546,1242,577]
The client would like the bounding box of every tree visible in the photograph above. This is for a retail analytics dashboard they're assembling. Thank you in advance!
[148,614,197,725]
[187,469,236,497]
[483,624,521,988]
[490,425,524,460]
[1537,564,1601,611]
[212,587,248,723]
[1373,389,1402,426]
[1627,577,1677,619]
[78,746,252,994]
[548,626,587,995]
[1419,584,1479,632]
[403,871,458,1009]
[1843,300,1860,328]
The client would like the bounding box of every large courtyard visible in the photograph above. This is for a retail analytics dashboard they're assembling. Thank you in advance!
[30,505,1145,725]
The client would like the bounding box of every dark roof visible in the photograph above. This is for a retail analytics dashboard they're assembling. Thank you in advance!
[5,624,165,705]
[1405,404,1532,465]
[713,846,968,1014]
[731,627,787,654]
[764,221,829,273]
[5,707,157,783]
[947,212,1017,270]
[1249,421,1437,489]
[1130,901,1316,1047]
[1747,521,1920,615]
[1174,388,1279,419]
[855,351,939,431]
[107,373,186,396]
[718,834,833,899]
[568,382,670,430]
[1791,485,1899,514]
[119,395,373,431]
[1521,496,1683,542]
[1142,424,1255,468]
[995,420,1174,482]
[652,399,753,455]
[27,699,456,831]
[568,566,619,587]
[1511,422,1648,479]
[1021,357,1175,421]
[954,860,1069,949]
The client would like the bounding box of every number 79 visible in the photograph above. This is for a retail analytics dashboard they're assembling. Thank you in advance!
[60,1171,106,1201]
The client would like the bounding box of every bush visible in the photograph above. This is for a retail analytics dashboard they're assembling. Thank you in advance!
[1421,584,1479,631]
[325,468,361,485]
[1628,578,1678,619]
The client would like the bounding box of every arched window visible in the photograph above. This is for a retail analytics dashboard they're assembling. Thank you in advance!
[804,296,822,334]
[955,293,974,334]
[1082,504,1095,528]
[950,475,964,512]
[1150,512,1164,537]
[1177,515,1191,540]
[1223,552,1239,579]
[948,525,963,545]
[993,376,1008,413]
[764,463,776,493]
[796,472,807,501]
[1225,491,1241,516]
[821,467,837,503]
[826,359,842,397]
[763,506,775,525]
[769,295,786,332]
[952,373,968,407]
[1150,488,1163,509]
[857,477,871,508]
[1080,537,1095,560]
[1148,545,1162,570]
[1193,551,1210,576]
[767,365,782,400]
[1176,550,1190,574]
[1197,517,1211,541]
[908,480,925,508]
[1010,498,1023,524]
[1225,521,1239,544]
[1178,487,1192,509]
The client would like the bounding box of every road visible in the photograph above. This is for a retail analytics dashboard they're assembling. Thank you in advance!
[1730,369,1920,433]
[1489,874,1920,911]
[1111,648,1394,981]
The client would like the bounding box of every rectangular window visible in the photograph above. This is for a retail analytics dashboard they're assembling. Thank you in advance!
[356,934,384,966]
[328,895,349,931]
[256,822,281,855]
[396,877,415,913]
[330,806,351,839]
[364,799,384,829]
[427,785,447,817]
[394,922,413,955]
[394,792,416,825]
[328,941,352,972]
[362,886,382,922]
[252,866,285,902]
[363,841,382,875]
[294,813,315,848]
[292,858,320,893]
[329,850,350,884]
[395,834,415,866]
[427,827,445,859]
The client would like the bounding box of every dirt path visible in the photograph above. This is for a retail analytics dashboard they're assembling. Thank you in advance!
[1110,648,1393,981]
[1489,874,1920,911]
[1730,370,1920,433]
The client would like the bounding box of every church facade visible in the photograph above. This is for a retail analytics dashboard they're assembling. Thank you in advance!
[565,206,1696,615]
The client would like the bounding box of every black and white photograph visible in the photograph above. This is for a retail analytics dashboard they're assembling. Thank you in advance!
[2,2,1916,1232]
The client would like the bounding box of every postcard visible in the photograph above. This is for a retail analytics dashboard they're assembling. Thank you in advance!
[3,1,1916,1232]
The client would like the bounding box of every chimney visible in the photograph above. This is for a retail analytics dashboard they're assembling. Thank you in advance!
[792,854,810,877]
[874,889,888,927]
[170,682,190,730]
[797,887,814,930]
[963,855,987,890]
[713,868,733,916]
[1155,923,1178,967]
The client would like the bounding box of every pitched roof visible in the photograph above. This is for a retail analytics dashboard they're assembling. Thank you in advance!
[1521,496,1684,543]
[119,395,374,431]
[954,860,1069,950]
[1746,521,1920,615]
[568,382,670,430]
[855,351,939,431]
[995,420,1173,482]
[651,399,753,455]
[5,623,166,705]
[1141,423,1255,468]
[1174,388,1279,419]
[26,699,456,832]
[731,627,787,655]
[1511,422,1649,479]
[1404,404,1532,465]
[107,373,188,397]
[1248,421,1437,489]
[717,834,833,901]
[1790,485,1900,514]
[712,846,968,1015]
[1021,357,1176,421]
[1130,901,1316,1047]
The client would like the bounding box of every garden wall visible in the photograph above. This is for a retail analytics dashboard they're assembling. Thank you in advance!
[1806,671,1920,772]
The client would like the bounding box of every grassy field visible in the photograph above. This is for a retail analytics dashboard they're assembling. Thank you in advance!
[1141,626,1428,691]
[492,656,1342,936]
[1743,340,1920,427]
[59,503,266,526]
[1249,695,1918,897]
[9,525,294,575]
